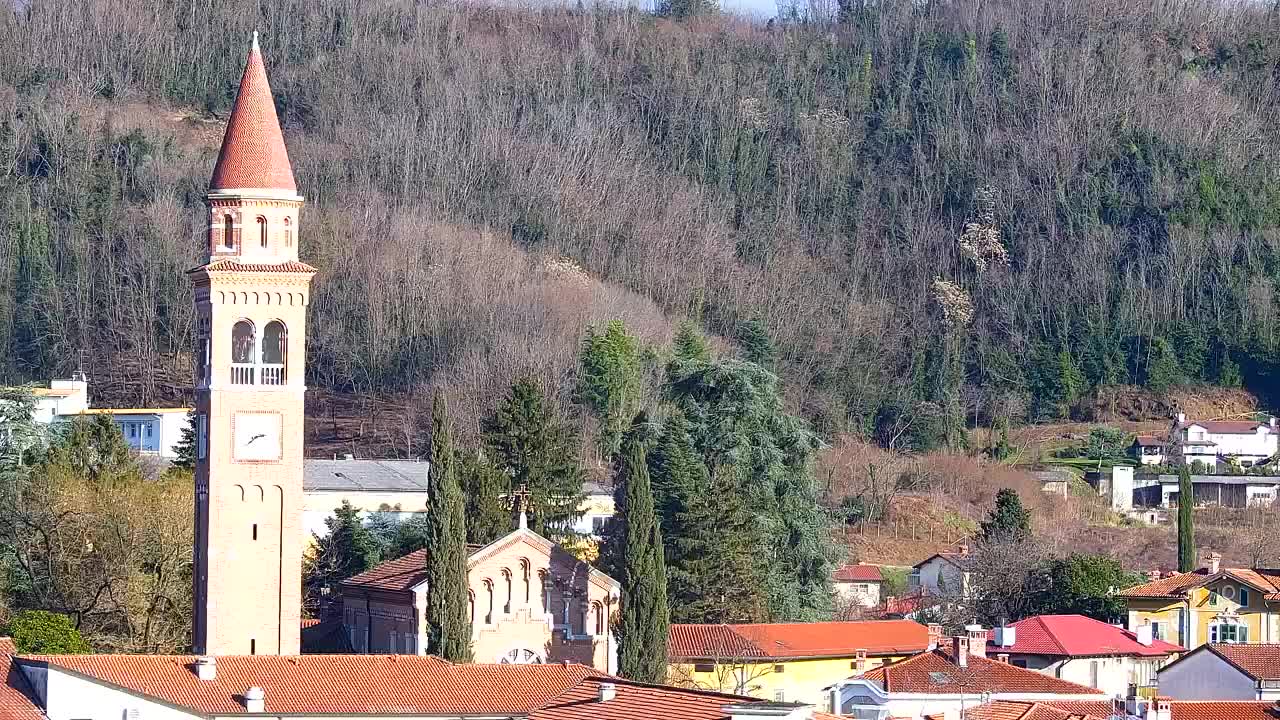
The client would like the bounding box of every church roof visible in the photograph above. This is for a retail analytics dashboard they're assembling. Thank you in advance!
[209,33,297,193]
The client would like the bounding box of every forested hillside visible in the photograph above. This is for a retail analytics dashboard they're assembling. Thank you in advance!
[2,0,1279,442]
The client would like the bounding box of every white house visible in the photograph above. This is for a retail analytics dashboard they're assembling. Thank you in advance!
[1176,414,1278,470]
[826,629,1111,720]
[832,563,885,608]
[985,614,1182,698]
[17,376,193,459]
[1157,643,1280,701]
[908,546,970,598]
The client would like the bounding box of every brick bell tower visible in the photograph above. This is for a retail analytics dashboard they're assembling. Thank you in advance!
[189,32,314,656]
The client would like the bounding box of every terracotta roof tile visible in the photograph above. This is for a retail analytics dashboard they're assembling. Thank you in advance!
[0,642,42,720]
[989,615,1182,657]
[341,548,429,592]
[209,35,296,192]
[859,649,1105,695]
[965,700,1112,720]
[834,564,884,582]
[1118,568,1213,598]
[1207,644,1280,680]
[669,621,928,661]
[529,677,761,720]
[188,259,317,274]
[1167,701,1280,720]
[19,654,596,715]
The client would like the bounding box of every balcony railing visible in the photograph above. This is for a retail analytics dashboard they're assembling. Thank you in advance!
[230,363,287,386]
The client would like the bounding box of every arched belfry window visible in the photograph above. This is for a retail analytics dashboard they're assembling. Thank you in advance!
[231,320,256,385]
[257,216,268,248]
[224,215,235,249]
[283,217,292,247]
[261,321,287,385]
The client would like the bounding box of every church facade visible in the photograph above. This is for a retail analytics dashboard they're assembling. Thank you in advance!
[188,33,315,656]
[340,526,620,672]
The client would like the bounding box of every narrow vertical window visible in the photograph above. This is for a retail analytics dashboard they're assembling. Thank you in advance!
[252,523,258,540]
[224,215,235,249]
[257,216,268,248]
[250,638,256,655]
[283,217,292,247]
[196,414,207,459]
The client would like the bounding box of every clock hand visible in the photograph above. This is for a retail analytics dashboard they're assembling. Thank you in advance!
[247,433,266,445]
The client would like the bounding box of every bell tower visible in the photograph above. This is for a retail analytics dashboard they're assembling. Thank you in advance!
[189,32,314,656]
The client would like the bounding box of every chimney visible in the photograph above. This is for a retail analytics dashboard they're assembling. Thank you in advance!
[1146,696,1171,720]
[1176,412,1186,424]
[244,687,265,713]
[952,636,969,668]
[965,624,987,659]
[1207,552,1222,574]
[1147,569,1161,582]
[853,648,868,673]
[1136,623,1154,647]
[996,653,1009,663]
[598,682,616,702]
[995,624,1017,648]
[194,656,217,681]
[927,623,943,651]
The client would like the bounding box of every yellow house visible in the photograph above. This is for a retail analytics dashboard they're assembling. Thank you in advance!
[667,619,930,706]
[1119,552,1280,649]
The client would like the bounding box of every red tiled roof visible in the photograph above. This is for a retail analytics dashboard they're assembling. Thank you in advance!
[884,588,925,616]
[342,548,429,592]
[1042,700,1126,718]
[1205,643,1280,680]
[965,700,1112,720]
[18,654,596,715]
[530,677,769,720]
[1119,566,1280,600]
[0,641,42,720]
[859,649,1104,695]
[1187,420,1272,435]
[669,620,928,661]
[209,35,296,192]
[188,259,318,274]
[989,615,1182,657]
[834,564,884,582]
[1168,701,1280,720]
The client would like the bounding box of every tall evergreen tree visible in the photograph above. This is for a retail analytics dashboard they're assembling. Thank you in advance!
[1178,464,1196,573]
[483,378,584,542]
[170,410,197,471]
[304,501,381,617]
[734,319,776,370]
[576,321,645,459]
[460,449,511,545]
[672,320,712,363]
[615,421,670,683]
[980,488,1032,542]
[423,392,471,661]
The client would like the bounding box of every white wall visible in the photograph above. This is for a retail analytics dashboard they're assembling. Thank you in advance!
[1158,649,1258,700]
[914,557,966,597]
[22,664,202,720]
[834,580,882,607]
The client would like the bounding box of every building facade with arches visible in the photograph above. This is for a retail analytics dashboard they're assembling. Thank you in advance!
[339,525,620,673]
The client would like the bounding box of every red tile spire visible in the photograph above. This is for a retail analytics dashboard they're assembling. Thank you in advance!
[209,32,297,193]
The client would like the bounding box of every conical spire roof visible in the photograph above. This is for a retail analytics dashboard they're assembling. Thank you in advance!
[209,33,297,193]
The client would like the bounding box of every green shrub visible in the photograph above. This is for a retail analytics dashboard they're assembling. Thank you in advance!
[3,610,90,654]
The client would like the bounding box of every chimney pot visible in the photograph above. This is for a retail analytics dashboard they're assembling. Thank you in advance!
[996,653,1009,663]
[194,656,217,681]
[1208,552,1222,574]
[927,623,943,651]
[952,636,969,668]
[598,682,616,702]
[244,686,265,713]
[965,624,987,659]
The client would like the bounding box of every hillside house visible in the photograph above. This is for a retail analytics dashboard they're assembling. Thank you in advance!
[337,519,619,670]
[909,546,970,599]
[832,563,885,608]
[1134,474,1280,509]
[19,376,192,459]
[1132,435,1169,466]
[1119,552,1280,650]
[667,620,929,706]
[1158,643,1280,701]
[1175,414,1278,470]
[826,628,1111,720]
[986,614,1183,697]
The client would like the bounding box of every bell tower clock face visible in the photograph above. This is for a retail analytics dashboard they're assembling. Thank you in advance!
[232,412,283,461]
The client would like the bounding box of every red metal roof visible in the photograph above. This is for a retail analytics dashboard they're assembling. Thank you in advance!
[859,649,1104,695]
[833,563,884,582]
[669,620,929,660]
[209,35,297,192]
[989,615,1182,658]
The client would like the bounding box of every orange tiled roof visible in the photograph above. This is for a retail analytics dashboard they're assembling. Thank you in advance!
[188,259,318,274]
[859,649,1104,695]
[833,563,883,582]
[965,700,1112,720]
[530,677,764,720]
[342,548,430,592]
[1168,701,1280,720]
[0,640,42,720]
[1203,643,1280,680]
[209,35,296,192]
[1118,566,1280,600]
[669,620,929,661]
[17,654,596,715]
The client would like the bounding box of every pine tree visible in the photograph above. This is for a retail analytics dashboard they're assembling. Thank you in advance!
[615,422,670,683]
[483,378,584,541]
[734,319,776,370]
[1178,464,1196,573]
[304,501,381,616]
[671,320,712,363]
[423,392,471,661]
[460,449,511,545]
[980,488,1032,542]
[170,410,197,471]
[576,321,644,459]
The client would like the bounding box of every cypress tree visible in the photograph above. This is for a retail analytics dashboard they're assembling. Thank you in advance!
[460,449,511,545]
[423,392,472,661]
[616,420,670,683]
[1178,464,1196,573]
